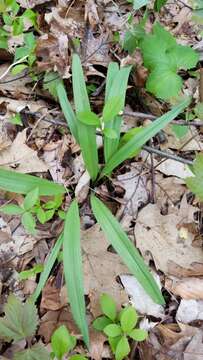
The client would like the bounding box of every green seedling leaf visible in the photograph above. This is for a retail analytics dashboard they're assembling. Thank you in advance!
[22,212,36,234]
[14,343,50,360]
[185,154,203,200]
[51,325,76,359]
[12,17,24,36]
[119,127,142,158]
[11,64,28,75]
[101,97,191,177]
[93,316,112,331]
[120,307,138,333]
[45,209,55,221]
[100,293,117,321]
[63,200,89,347]
[171,124,188,139]
[102,96,123,123]
[10,113,23,126]
[72,54,98,181]
[23,187,39,210]
[77,111,101,126]
[22,9,37,28]
[91,195,165,304]
[69,355,88,360]
[194,102,203,119]
[129,328,148,341]
[0,168,65,195]
[104,324,122,338]
[36,207,46,224]
[32,234,63,302]
[115,336,130,360]
[0,295,38,342]
[108,336,122,354]
[154,0,167,11]
[19,264,44,280]
[1,204,24,215]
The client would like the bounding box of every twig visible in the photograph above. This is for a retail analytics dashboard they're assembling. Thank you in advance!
[143,145,193,165]
[123,111,203,126]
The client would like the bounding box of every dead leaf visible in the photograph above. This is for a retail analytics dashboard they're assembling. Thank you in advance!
[41,278,67,311]
[120,274,165,318]
[156,159,193,179]
[82,225,128,312]
[0,129,48,173]
[176,299,203,323]
[165,278,203,300]
[89,327,106,360]
[161,126,203,152]
[184,331,203,360]
[135,197,203,276]
[75,170,90,203]
[85,0,100,29]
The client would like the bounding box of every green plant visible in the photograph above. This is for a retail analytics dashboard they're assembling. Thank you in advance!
[0,0,37,73]
[0,294,49,359]
[1,187,64,234]
[93,294,148,360]
[127,0,167,11]
[51,325,87,360]
[0,54,191,347]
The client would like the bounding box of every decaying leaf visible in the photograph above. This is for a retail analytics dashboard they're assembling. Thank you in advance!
[165,278,203,300]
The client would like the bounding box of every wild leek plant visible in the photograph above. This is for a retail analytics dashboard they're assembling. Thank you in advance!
[0,54,191,347]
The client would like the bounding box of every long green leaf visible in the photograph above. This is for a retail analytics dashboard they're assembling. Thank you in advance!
[57,82,79,143]
[72,54,98,181]
[31,234,63,302]
[91,195,165,304]
[104,65,131,162]
[0,168,65,195]
[101,97,191,177]
[63,200,89,347]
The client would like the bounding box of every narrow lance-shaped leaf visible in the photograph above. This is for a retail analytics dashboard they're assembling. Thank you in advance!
[63,200,89,347]
[104,65,131,162]
[91,195,165,304]
[56,81,79,143]
[0,168,65,196]
[32,234,63,303]
[72,54,98,181]
[101,97,191,177]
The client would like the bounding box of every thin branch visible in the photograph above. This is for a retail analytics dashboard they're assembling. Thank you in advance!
[143,145,193,165]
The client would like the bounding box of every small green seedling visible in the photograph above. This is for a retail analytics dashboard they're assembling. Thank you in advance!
[93,294,148,360]
[51,325,87,360]
[19,263,44,280]
[1,188,64,234]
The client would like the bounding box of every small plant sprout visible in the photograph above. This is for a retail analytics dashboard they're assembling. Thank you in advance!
[93,294,148,360]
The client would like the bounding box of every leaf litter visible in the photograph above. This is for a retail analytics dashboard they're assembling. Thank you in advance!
[1,0,203,359]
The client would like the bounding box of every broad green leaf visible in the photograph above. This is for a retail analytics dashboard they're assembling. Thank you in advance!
[93,316,112,331]
[57,81,79,143]
[32,234,63,302]
[104,324,122,337]
[186,154,203,199]
[1,204,24,215]
[0,295,38,342]
[91,195,165,304]
[103,128,118,139]
[11,64,28,75]
[100,293,117,321]
[14,343,50,360]
[19,264,44,280]
[108,336,122,354]
[154,0,168,11]
[72,54,98,181]
[102,96,123,123]
[100,97,191,177]
[44,71,62,100]
[104,65,131,162]
[115,336,130,360]
[119,127,142,158]
[23,187,39,210]
[36,207,46,224]
[22,212,36,235]
[120,307,138,333]
[168,44,199,70]
[63,200,89,347]
[51,325,76,359]
[77,111,100,126]
[133,0,149,10]
[194,102,203,119]
[0,168,65,196]
[10,113,23,125]
[12,17,24,36]
[171,124,188,139]
[45,209,55,221]
[146,66,182,99]
[129,328,148,341]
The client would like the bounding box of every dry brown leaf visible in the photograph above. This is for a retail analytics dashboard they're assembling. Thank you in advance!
[156,159,193,179]
[41,279,67,311]
[0,65,32,98]
[75,170,90,203]
[85,0,100,29]
[82,225,128,312]
[135,197,202,276]
[165,278,203,300]
[176,299,203,323]
[89,327,106,360]
[153,174,186,208]
[184,331,203,360]
[0,129,48,173]
[161,126,203,152]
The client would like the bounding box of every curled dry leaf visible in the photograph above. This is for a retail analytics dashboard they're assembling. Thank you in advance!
[135,197,203,276]
[161,126,203,152]
[165,278,203,300]
[85,0,100,29]
[75,170,90,203]
[0,129,48,173]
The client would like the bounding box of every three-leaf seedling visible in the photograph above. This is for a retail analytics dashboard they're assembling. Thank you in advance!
[93,294,148,360]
